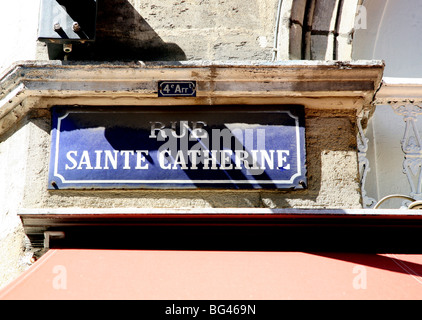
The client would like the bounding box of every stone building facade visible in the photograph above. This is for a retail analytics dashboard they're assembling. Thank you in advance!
[2,0,419,298]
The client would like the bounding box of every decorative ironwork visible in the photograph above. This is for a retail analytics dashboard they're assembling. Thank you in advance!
[357,111,377,208]
[392,103,422,200]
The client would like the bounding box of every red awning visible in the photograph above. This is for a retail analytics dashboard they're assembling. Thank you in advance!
[1,249,422,300]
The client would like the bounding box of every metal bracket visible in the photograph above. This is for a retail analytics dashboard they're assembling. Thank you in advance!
[38,0,97,44]
[44,231,65,249]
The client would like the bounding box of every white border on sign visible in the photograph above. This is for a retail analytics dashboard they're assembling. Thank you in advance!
[53,110,303,185]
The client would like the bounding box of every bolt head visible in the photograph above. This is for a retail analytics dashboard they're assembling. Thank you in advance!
[72,22,81,32]
[53,22,61,31]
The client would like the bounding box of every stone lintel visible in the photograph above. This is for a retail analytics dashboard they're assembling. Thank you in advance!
[0,60,384,137]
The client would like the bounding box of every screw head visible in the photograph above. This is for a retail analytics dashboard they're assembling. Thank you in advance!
[53,22,62,31]
[72,22,81,32]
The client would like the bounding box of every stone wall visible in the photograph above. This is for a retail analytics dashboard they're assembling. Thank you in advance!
[0,0,40,72]
[39,0,279,62]
[0,0,373,290]
[0,118,36,288]
[0,0,365,71]
[36,0,363,62]
[20,110,361,211]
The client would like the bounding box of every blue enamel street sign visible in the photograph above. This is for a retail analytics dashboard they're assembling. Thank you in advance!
[48,106,306,189]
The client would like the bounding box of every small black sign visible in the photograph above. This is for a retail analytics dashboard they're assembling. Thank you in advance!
[158,81,197,97]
